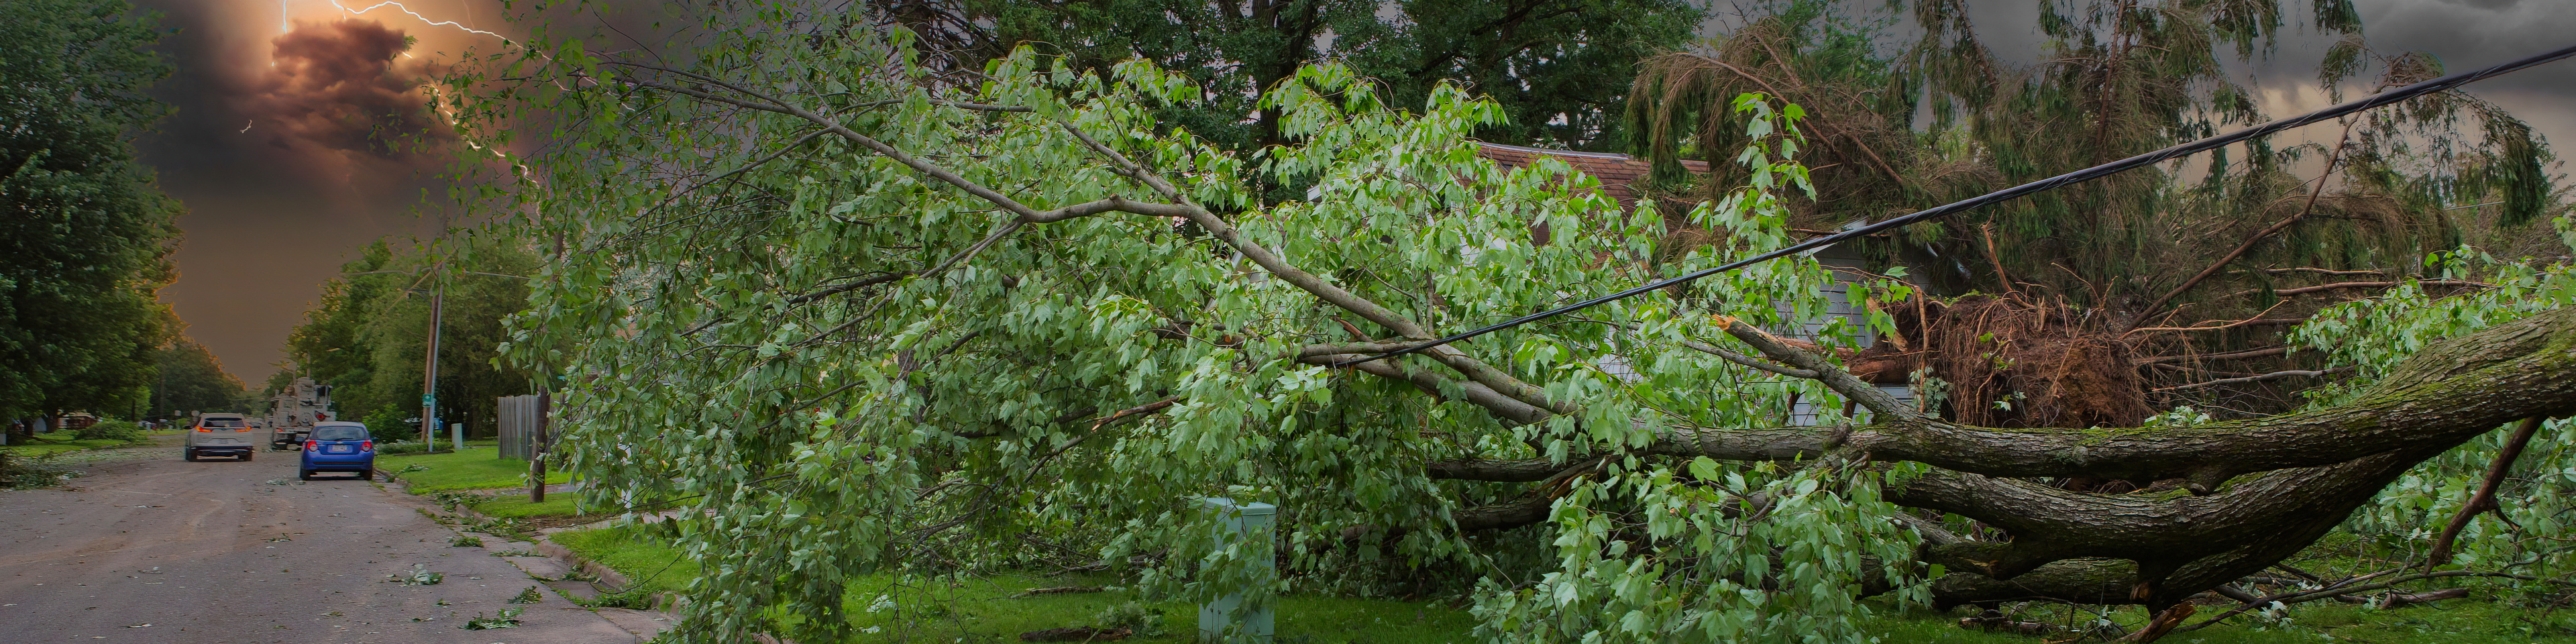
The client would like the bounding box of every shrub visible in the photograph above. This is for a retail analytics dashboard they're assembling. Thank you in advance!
[0,451,72,488]
[76,419,146,442]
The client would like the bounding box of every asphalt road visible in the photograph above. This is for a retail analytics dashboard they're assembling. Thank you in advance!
[0,437,649,643]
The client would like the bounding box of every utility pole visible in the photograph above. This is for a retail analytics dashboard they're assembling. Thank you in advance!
[419,270,445,447]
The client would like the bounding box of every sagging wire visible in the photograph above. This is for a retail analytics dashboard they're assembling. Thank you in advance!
[1334,42,2576,368]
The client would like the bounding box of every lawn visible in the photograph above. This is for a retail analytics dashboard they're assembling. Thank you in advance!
[2,431,147,457]
[1856,598,2576,643]
[379,445,571,492]
[544,518,2576,644]
[549,524,700,597]
[546,523,1490,643]
[839,575,1479,644]
[468,493,584,519]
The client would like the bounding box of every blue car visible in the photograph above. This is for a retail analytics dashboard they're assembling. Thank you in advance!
[299,421,376,480]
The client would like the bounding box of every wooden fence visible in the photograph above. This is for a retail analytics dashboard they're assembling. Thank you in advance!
[497,394,543,460]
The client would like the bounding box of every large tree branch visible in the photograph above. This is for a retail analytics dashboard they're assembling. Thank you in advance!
[1423,458,1565,482]
[1655,309,2576,485]
[1300,341,1570,415]
[1040,89,1574,419]
[1303,353,1548,426]
[610,63,1575,421]
[1714,318,1911,418]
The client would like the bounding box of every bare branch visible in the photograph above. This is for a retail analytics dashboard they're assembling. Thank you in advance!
[1715,317,1910,419]
[2131,111,2366,327]
[2127,319,2306,333]
[1562,317,1819,378]
[787,272,912,305]
[849,97,1034,112]
[2424,416,2546,567]
[2262,267,2385,276]
[2263,279,2490,297]
[2149,367,2351,392]
[2135,346,2288,365]
[2180,570,2546,632]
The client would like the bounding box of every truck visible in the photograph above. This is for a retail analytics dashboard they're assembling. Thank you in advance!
[264,377,337,451]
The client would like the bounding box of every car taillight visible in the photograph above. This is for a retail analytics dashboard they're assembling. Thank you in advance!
[195,427,211,433]
[305,441,321,451]
[360,441,373,451]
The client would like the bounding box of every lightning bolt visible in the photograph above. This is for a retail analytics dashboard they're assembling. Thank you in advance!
[330,1,513,41]
[278,0,513,44]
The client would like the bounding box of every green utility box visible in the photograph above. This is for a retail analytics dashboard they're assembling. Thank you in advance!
[1197,497,1276,642]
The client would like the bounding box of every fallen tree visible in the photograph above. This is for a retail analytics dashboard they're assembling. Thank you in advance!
[1436,306,2576,613]
[458,9,2576,643]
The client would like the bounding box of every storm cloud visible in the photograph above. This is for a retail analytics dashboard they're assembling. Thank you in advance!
[248,19,453,172]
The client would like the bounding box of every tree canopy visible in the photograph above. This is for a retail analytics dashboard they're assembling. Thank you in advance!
[894,0,1699,153]
[0,0,182,423]
[271,236,543,438]
[455,2,2576,642]
[152,337,244,416]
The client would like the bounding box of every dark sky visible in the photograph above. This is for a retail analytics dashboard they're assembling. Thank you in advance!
[129,0,2573,382]
[130,0,518,382]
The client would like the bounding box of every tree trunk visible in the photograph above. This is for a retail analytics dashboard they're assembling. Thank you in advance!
[1440,308,2576,608]
[1861,309,2573,608]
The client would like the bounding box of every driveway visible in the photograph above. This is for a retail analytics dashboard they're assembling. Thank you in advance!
[0,437,649,643]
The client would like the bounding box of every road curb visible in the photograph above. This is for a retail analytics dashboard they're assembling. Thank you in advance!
[381,480,688,635]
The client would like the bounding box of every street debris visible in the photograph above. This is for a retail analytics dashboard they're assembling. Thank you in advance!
[460,606,523,630]
[387,564,443,585]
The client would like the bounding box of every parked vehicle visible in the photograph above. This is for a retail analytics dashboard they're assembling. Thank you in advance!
[182,413,256,462]
[299,421,376,480]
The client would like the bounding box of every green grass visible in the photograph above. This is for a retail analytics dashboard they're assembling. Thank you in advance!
[543,519,2576,643]
[840,574,1477,644]
[380,447,570,492]
[2,432,142,457]
[549,525,699,596]
[1856,598,2576,644]
[544,524,1480,643]
[468,494,587,519]
[531,501,2576,644]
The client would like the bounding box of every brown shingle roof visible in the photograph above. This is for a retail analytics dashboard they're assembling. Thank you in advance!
[1471,142,1709,210]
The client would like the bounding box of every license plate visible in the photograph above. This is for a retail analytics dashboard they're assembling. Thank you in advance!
[325,445,354,454]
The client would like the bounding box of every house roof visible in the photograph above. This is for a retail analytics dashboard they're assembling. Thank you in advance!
[1471,142,1709,209]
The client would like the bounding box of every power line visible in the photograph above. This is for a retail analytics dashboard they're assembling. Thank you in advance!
[1336,42,2576,368]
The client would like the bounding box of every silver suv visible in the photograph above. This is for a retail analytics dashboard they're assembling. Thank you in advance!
[184,413,256,462]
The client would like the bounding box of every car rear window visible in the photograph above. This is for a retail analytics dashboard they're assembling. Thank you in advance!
[311,426,369,441]
[201,418,245,429]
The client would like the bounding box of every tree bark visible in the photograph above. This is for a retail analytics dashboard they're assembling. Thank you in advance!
[1654,308,2576,488]
[1441,308,2576,609]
